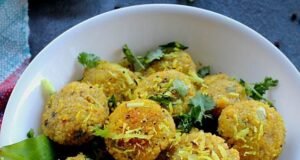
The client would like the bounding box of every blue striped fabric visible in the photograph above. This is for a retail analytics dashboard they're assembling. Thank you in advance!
[0,0,31,83]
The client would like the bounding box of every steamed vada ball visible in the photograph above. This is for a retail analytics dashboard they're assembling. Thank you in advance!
[144,51,197,76]
[218,100,285,160]
[200,73,247,115]
[41,82,109,145]
[104,99,176,160]
[82,61,138,102]
[66,153,89,160]
[167,129,240,160]
[134,70,196,116]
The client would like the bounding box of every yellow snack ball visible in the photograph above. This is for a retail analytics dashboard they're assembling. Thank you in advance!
[218,100,285,160]
[82,61,138,102]
[105,99,176,160]
[167,129,240,160]
[41,82,109,145]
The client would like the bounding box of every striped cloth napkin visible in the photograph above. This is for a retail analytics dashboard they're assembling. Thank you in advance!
[0,0,31,126]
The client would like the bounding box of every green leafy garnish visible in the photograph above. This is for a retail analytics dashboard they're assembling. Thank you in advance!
[176,114,193,133]
[149,79,188,108]
[171,79,189,97]
[108,95,117,112]
[26,129,35,138]
[122,42,188,71]
[197,66,210,78]
[149,95,174,107]
[240,77,278,106]
[41,79,55,96]
[144,49,164,64]
[122,45,164,71]
[189,92,215,125]
[254,77,278,97]
[176,92,215,133]
[78,52,100,68]
[108,95,117,108]
[0,135,54,160]
[122,45,146,71]
[160,41,188,53]
[93,127,111,138]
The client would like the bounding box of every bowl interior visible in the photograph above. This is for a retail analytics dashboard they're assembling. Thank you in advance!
[1,4,300,159]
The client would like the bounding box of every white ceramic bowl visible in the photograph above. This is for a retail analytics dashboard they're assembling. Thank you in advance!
[1,4,299,159]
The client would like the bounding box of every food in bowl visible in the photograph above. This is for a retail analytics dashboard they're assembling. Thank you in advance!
[41,81,109,145]
[167,128,240,160]
[218,100,285,160]
[0,42,285,160]
[134,70,196,116]
[103,99,176,160]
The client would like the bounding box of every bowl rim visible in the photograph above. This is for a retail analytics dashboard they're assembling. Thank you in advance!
[1,3,300,146]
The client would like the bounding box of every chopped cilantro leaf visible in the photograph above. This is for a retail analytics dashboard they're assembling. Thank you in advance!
[197,66,210,78]
[78,52,100,68]
[144,48,164,64]
[149,79,188,107]
[240,77,278,106]
[26,129,35,138]
[160,41,188,53]
[189,92,215,111]
[122,44,145,71]
[176,92,215,133]
[254,77,278,97]
[171,79,189,97]
[122,42,188,71]
[149,95,174,107]
[176,114,193,133]
[189,92,215,125]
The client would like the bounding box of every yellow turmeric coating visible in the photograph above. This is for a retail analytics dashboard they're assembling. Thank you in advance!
[66,153,89,160]
[82,61,138,102]
[41,82,109,145]
[201,73,247,115]
[218,100,285,160]
[167,129,240,160]
[134,70,196,116]
[105,99,176,160]
[143,51,197,76]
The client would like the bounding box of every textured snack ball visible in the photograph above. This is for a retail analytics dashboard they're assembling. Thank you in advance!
[167,129,240,160]
[66,153,88,160]
[218,100,285,160]
[82,61,138,102]
[134,70,196,116]
[42,82,109,145]
[144,51,197,76]
[201,73,247,115]
[105,99,176,160]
